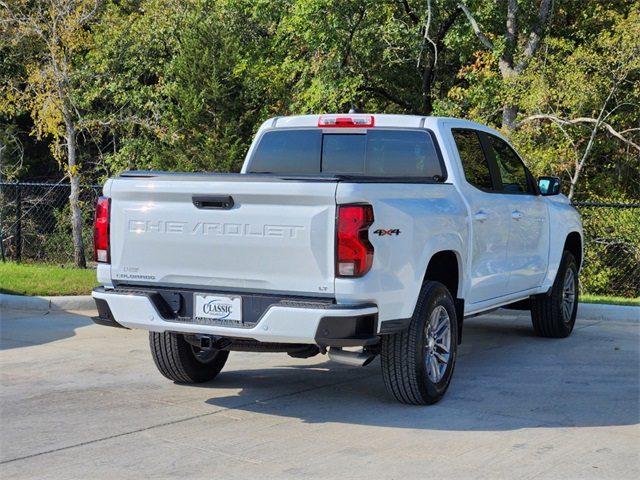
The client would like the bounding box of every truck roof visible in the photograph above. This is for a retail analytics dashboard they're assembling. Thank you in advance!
[258,114,490,132]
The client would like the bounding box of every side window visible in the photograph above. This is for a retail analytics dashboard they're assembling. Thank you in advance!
[487,135,531,193]
[452,129,493,191]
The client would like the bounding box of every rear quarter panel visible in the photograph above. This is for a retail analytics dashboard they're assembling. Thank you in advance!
[335,182,468,324]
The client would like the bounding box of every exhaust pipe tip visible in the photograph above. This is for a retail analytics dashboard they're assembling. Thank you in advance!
[328,347,377,367]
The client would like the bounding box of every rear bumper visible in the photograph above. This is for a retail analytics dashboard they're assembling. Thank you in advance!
[91,287,379,347]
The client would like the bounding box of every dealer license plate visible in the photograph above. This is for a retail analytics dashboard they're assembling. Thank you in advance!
[193,294,243,324]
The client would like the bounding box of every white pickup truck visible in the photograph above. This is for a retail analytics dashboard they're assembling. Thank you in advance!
[92,114,582,405]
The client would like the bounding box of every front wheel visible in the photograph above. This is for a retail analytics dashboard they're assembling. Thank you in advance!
[380,281,458,405]
[149,332,229,383]
[531,250,579,338]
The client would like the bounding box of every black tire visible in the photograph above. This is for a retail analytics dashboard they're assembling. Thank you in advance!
[531,250,579,338]
[380,281,458,405]
[149,332,229,383]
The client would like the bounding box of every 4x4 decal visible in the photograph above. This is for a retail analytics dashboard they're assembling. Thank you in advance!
[374,228,401,236]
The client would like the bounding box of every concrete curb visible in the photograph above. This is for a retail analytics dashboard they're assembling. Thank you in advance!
[0,294,95,312]
[577,302,639,323]
[1,293,637,321]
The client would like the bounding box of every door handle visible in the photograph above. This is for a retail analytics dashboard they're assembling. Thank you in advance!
[512,210,524,220]
[475,211,488,222]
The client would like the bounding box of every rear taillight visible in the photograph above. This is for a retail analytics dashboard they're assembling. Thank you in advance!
[337,205,374,277]
[94,196,110,263]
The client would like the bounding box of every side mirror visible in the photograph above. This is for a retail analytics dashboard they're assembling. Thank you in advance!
[538,176,562,196]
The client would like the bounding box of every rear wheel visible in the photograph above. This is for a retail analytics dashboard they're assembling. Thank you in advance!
[531,250,579,338]
[149,332,229,383]
[381,281,458,405]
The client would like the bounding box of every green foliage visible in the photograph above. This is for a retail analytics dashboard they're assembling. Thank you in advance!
[80,0,261,177]
[1,0,103,267]
[514,7,639,198]
[2,0,99,158]
[4,0,638,188]
[433,49,504,125]
[79,0,187,174]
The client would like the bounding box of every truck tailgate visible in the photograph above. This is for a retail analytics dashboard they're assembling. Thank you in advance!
[106,175,338,296]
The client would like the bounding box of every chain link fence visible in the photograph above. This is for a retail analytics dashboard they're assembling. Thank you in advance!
[1,181,639,298]
[0,182,102,265]
[574,202,640,298]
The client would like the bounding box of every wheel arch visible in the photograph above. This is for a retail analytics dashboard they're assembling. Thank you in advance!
[564,232,583,271]
[422,250,464,344]
[424,250,461,298]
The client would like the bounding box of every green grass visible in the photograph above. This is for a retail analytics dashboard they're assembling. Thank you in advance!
[581,294,640,307]
[0,261,98,296]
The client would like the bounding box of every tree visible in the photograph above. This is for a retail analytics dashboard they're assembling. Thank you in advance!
[258,0,465,115]
[401,0,462,115]
[1,0,101,267]
[0,127,24,181]
[458,0,553,129]
[514,6,640,199]
[80,0,257,176]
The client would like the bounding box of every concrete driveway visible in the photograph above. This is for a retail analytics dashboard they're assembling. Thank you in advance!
[1,307,638,479]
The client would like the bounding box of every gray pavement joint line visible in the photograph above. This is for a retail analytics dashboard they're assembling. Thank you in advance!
[574,320,603,330]
[0,372,372,466]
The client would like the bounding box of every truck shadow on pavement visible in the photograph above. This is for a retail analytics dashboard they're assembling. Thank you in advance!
[0,310,93,350]
[204,315,639,431]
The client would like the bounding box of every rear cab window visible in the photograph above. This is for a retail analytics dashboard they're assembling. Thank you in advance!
[247,129,446,181]
[246,129,322,174]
